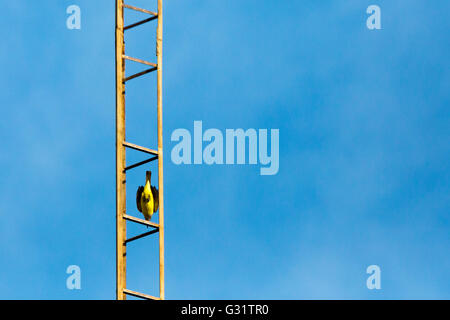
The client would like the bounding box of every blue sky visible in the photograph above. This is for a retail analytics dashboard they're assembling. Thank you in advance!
[0,0,448,299]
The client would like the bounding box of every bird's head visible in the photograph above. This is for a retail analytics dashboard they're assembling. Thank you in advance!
[146,171,152,183]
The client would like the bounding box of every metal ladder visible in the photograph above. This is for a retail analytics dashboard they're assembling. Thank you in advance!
[115,0,164,300]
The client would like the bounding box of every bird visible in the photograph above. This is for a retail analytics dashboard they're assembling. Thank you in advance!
[136,171,159,222]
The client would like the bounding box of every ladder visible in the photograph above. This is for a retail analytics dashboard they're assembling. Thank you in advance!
[115,0,164,300]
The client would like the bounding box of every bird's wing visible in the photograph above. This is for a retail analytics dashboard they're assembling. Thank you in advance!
[136,186,144,212]
[151,186,159,213]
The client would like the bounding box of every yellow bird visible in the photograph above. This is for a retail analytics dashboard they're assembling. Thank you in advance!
[136,171,159,221]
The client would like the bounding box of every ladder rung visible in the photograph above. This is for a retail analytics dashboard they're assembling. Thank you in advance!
[125,229,159,244]
[123,141,158,155]
[124,214,159,229]
[124,67,157,82]
[123,288,160,300]
[123,55,157,67]
[123,4,158,16]
[124,156,158,172]
[124,16,158,31]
